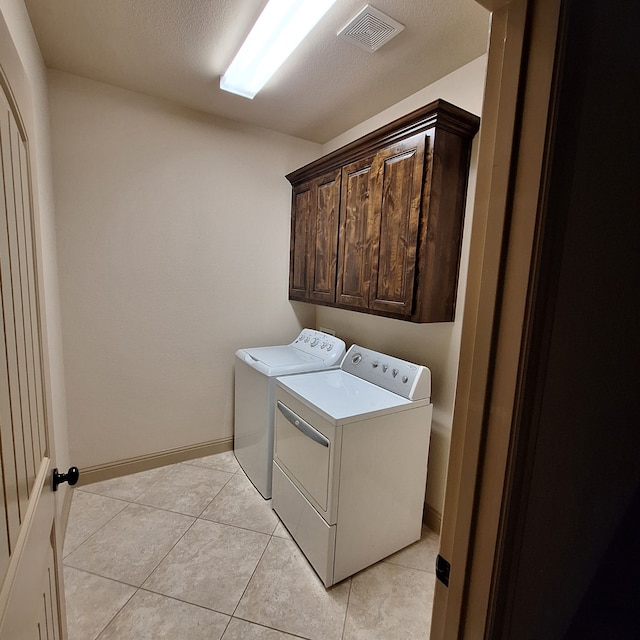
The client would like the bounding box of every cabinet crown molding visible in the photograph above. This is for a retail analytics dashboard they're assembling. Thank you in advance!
[286,99,480,186]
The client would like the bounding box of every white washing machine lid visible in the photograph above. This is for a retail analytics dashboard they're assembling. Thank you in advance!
[276,369,430,424]
[236,329,346,377]
[237,346,328,377]
[247,345,321,366]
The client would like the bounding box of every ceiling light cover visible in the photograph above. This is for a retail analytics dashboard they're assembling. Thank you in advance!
[220,0,337,99]
[338,5,405,53]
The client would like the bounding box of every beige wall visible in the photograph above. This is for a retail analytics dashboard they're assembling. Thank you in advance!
[49,55,486,521]
[315,56,487,519]
[49,71,317,469]
[0,0,69,504]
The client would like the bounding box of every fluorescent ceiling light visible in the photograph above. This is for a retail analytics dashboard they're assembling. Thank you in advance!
[220,0,337,99]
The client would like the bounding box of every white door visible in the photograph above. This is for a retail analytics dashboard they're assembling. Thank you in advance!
[0,31,65,640]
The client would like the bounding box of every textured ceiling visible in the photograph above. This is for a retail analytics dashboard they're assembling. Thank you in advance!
[24,0,489,143]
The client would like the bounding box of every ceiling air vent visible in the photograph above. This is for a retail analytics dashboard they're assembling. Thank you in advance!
[337,5,405,53]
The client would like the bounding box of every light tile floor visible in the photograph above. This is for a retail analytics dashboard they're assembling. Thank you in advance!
[64,451,438,640]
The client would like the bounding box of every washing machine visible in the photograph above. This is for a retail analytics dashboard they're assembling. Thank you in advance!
[234,329,346,499]
[272,344,433,586]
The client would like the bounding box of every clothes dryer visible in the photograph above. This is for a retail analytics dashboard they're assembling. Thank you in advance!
[272,344,432,586]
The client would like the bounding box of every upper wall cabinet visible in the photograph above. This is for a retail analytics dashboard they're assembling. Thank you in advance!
[286,99,480,323]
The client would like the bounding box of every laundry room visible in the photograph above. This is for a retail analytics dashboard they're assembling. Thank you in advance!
[42,3,488,532]
[5,0,640,638]
[1,0,489,637]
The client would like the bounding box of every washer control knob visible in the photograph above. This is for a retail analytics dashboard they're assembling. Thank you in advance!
[311,338,319,347]
[392,368,399,378]
[402,375,409,384]
[327,343,333,351]
[352,353,362,365]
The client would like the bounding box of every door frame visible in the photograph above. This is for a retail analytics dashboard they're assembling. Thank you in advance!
[430,0,563,637]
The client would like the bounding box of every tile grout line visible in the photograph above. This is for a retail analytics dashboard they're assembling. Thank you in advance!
[79,462,179,503]
[192,469,237,519]
[134,586,234,619]
[62,491,131,559]
[63,565,139,590]
[225,522,319,639]
[135,511,200,591]
[341,579,354,640]
[228,526,274,619]
[92,586,138,640]
[81,464,236,522]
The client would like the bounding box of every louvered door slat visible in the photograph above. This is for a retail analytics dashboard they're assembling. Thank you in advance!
[8,116,36,492]
[0,95,25,547]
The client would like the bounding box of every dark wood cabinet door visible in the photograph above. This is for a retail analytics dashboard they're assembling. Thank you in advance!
[369,133,427,317]
[309,171,341,303]
[336,156,375,309]
[289,182,313,300]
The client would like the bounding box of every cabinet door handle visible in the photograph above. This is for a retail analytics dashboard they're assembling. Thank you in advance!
[277,401,329,448]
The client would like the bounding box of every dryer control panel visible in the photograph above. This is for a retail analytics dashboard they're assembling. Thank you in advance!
[341,344,431,401]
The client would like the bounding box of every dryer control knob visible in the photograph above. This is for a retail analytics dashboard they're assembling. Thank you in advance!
[352,353,362,365]
[372,361,379,368]
[402,375,409,383]
[392,368,399,377]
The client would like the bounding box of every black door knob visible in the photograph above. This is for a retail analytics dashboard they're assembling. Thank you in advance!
[52,466,80,491]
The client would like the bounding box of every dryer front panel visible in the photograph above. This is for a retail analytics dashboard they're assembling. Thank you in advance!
[273,389,340,522]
